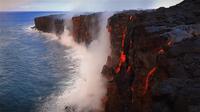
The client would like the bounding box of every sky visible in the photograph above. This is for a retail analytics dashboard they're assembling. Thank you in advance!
[0,0,184,11]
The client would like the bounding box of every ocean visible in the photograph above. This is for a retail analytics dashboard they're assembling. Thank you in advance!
[0,12,75,112]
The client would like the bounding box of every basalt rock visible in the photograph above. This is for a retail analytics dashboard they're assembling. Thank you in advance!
[102,0,200,112]
[34,13,101,45]
[34,0,200,112]
[34,14,65,35]
[71,13,101,45]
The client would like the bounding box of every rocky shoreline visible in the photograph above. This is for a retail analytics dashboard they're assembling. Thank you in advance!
[34,0,200,112]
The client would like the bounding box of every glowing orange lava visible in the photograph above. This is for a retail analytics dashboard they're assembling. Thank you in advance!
[120,51,126,63]
[143,67,157,95]
[115,51,126,73]
[115,28,127,74]
[158,48,165,54]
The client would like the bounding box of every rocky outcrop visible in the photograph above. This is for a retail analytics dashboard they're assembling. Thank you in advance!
[34,0,200,112]
[71,13,101,45]
[34,14,65,35]
[102,0,200,112]
[34,13,101,45]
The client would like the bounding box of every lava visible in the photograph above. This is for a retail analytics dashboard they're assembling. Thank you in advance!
[120,51,126,63]
[143,67,157,95]
[158,48,165,54]
[115,66,121,73]
[115,51,126,73]
[115,28,127,74]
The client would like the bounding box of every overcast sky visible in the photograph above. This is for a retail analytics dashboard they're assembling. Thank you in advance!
[0,0,183,11]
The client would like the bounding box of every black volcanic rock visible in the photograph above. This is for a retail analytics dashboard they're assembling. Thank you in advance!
[103,0,200,112]
[71,13,101,45]
[33,0,200,112]
[34,15,65,35]
[34,13,101,45]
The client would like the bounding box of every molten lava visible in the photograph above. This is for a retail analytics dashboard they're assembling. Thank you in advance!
[120,51,126,63]
[143,67,157,95]
[115,28,127,74]
[158,48,165,54]
[115,51,126,73]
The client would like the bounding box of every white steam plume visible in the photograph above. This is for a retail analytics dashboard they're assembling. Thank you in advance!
[38,12,113,112]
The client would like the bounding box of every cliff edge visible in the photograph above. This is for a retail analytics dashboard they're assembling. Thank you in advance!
[34,0,200,112]
[102,0,200,112]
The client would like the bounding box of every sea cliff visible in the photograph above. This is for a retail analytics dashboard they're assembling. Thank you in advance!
[34,0,200,112]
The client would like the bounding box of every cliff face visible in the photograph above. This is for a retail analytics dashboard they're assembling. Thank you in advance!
[34,15,65,35]
[71,13,101,45]
[34,13,101,45]
[34,0,200,112]
[102,0,200,112]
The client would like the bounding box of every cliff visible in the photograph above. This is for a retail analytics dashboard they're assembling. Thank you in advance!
[34,0,200,112]
[34,14,65,35]
[71,13,101,45]
[102,0,200,112]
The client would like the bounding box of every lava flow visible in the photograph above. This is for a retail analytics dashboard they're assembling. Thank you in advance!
[143,67,157,95]
[143,39,174,95]
[115,28,127,74]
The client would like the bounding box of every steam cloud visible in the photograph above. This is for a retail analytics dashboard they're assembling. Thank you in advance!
[38,12,112,112]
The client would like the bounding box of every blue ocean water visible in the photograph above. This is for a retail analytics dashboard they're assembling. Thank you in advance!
[0,12,72,112]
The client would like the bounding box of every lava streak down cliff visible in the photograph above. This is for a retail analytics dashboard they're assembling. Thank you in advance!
[34,0,200,112]
[102,0,200,112]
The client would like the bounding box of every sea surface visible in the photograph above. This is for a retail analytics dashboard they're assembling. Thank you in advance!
[0,12,74,112]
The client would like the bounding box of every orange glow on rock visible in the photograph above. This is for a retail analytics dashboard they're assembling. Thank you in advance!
[115,27,128,74]
[167,40,173,46]
[115,66,121,73]
[158,48,165,54]
[120,51,126,63]
[115,51,126,74]
[143,67,157,95]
